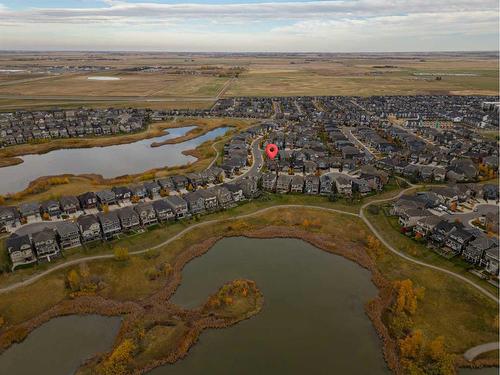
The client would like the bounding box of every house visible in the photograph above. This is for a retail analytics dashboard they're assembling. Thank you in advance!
[430,221,462,245]
[144,181,161,199]
[444,227,475,254]
[334,176,352,196]
[18,202,40,222]
[134,203,158,226]
[319,175,333,196]
[0,206,20,229]
[129,184,147,200]
[41,200,62,218]
[290,175,304,193]
[226,183,245,202]
[414,215,442,237]
[165,196,189,219]
[171,175,189,190]
[462,235,498,264]
[152,199,175,221]
[78,192,97,210]
[239,177,259,199]
[199,189,219,211]
[262,173,277,191]
[97,211,122,240]
[59,196,80,215]
[77,215,102,243]
[482,246,499,275]
[158,177,175,192]
[214,186,234,209]
[352,178,372,196]
[6,234,36,268]
[117,207,141,231]
[398,208,432,228]
[32,228,60,260]
[276,175,292,193]
[184,191,206,215]
[95,190,117,207]
[112,186,132,202]
[56,221,81,249]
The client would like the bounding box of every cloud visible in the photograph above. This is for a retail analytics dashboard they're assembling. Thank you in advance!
[0,0,497,51]
[0,0,498,24]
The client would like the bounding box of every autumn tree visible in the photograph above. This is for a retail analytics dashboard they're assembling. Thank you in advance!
[102,204,110,213]
[99,338,136,375]
[366,235,384,259]
[399,329,424,359]
[114,246,130,261]
[67,269,81,292]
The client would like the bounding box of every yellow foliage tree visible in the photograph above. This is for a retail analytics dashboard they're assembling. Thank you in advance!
[394,279,420,316]
[100,338,136,375]
[114,246,129,261]
[428,336,446,361]
[102,204,110,213]
[399,329,424,359]
[67,269,81,292]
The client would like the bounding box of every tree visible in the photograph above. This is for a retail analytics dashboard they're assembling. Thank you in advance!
[114,246,129,261]
[42,212,50,221]
[100,338,136,375]
[428,336,445,361]
[102,204,110,213]
[399,329,424,359]
[67,269,81,291]
[394,279,420,315]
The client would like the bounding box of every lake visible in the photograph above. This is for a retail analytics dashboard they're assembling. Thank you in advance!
[0,315,121,375]
[0,126,230,194]
[150,237,389,375]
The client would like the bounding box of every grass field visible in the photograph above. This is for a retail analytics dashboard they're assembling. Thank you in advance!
[0,52,497,108]
[0,71,228,98]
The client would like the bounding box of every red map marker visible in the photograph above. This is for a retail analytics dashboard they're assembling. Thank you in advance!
[265,143,279,160]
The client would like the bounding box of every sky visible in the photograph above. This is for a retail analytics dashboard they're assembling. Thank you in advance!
[0,0,499,52]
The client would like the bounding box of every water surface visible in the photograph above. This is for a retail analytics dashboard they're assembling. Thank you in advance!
[150,237,389,375]
[0,126,230,194]
[0,314,121,375]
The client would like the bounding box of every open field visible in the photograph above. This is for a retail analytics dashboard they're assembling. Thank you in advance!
[0,72,228,98]
[0,52,497,110]
[0,202,496,365]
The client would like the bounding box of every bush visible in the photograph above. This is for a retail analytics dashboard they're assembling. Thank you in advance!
[113,246,130,261]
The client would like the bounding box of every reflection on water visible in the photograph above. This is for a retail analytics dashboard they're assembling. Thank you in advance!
[151,237,389,375]
[0,126,230,194]
[0,315,121,375]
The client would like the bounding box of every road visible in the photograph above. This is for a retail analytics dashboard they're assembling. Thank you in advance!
[441,204,499,229]
[342,126,376,160]
[464,342,499,361]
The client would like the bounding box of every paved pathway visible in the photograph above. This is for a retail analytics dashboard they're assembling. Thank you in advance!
[464,342,499,361]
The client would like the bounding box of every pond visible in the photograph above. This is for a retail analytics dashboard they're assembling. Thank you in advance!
[0,126,230,194]
[150,237,389,375]
[0,314,121,375]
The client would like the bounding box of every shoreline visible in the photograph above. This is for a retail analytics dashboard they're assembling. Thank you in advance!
[0,117,251,169]
[0,204,497,373]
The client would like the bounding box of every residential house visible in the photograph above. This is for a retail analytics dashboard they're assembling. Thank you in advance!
[226,184,245,202]
[129,184,147,200]
[18,202,40,222]
[414,215,442,238]
[482,246,499,275]
[0,206,20,229]
[144,181,161,199]
[77,215,102,243]
[276,175,292,194]
[319,175,333,196]
[56,221,81,249]
[135,203,158,226]
[32,228,60,260]
[59,196,80,215]
[165,196,189,219]
[462,235,498,264]
[184,191,206,215]
[95,190,117,207]
[444,227,475,254]
[117,207,141,231]
[398,208,432,228]
[78,192,97,210]
[6,234,36,267]
[290,175,304,193]
[199,189,219,211]
[112,186,132,203]
[214,186,234,209]
[334,176,352,196]
[262,173,277,192]
[41,200,62,218]
[97,211,122,240]
[152,199,175,221]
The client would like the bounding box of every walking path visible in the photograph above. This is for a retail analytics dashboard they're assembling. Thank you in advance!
[464,342,499,361]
